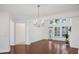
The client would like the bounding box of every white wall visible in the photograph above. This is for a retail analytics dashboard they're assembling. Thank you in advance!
[70,17,79,48]
[25,20,30,44]
[15,19,49,45]
[0,12,10,52]
[26,20,42,43]
[10,20,15,45]
[25,18,49,44]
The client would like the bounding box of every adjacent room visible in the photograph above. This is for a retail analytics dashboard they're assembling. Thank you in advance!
[0,4,79,54]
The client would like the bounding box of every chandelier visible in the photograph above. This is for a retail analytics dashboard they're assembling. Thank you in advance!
[33,5,45,27]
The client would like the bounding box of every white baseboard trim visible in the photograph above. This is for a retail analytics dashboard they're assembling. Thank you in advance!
[26,43,31,45]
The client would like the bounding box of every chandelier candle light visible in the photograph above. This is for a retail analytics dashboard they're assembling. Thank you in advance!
[33,5,45,27]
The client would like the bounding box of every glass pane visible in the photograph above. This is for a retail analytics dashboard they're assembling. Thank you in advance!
[62,26,68,37]
[54,27,60,37]
[49,27,53,39]
[50,20,53,24]
[55,19,60,23]
[62,19,66,23]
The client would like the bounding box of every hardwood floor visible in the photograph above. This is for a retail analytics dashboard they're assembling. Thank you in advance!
[30,40,49,54]
[30,39,78,54]
[15,44,26,54]
[10,45,15,54]
[1,39,78,54]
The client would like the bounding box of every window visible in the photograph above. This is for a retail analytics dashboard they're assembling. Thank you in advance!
[62,19,66,23]
[50,20,53,24]
[55,19,60,23]
[48,27,53,39]
[54,27,60,37]
[62,26,68,37]
[48,18,71,38]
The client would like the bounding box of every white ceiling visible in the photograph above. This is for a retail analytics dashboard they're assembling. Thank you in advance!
[0,4,79,20]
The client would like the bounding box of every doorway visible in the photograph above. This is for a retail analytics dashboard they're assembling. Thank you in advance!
[15,23,26,54]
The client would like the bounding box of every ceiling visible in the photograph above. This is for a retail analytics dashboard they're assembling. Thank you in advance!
[0,4,79,20]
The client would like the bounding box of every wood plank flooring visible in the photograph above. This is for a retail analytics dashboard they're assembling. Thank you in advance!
[2,39,79,54]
